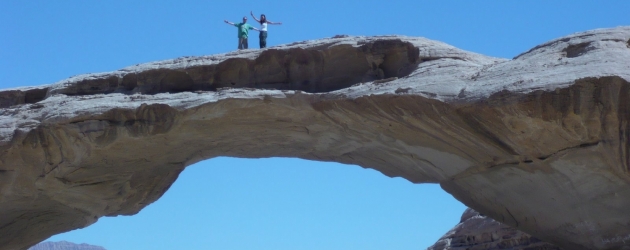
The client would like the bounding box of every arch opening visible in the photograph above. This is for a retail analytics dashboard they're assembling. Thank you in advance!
[40,157,466,250]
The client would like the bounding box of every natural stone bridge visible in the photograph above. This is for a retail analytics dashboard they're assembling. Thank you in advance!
[1,27,630,250]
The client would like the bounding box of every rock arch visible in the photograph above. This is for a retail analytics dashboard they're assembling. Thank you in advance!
[2,27,630,250]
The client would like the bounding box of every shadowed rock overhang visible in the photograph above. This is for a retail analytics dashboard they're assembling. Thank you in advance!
[0,39,423,107]
[1,27,630,250]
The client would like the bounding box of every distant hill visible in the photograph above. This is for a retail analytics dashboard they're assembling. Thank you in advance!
[28,241,106,250]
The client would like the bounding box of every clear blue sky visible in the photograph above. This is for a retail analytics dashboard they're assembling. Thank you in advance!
[2,1,628,249]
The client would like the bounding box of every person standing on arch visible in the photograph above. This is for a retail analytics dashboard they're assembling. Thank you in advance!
[224,16,260,50]
[250,11,282,48]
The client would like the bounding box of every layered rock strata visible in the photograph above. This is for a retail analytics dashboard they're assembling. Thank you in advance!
[428,208,561,250]
[28,241,105,250]
[1,27,629,250]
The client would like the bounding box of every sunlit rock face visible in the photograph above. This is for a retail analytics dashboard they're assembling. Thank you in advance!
[1,27,629,250]
[28,241,105,250]
[428,208,562,250]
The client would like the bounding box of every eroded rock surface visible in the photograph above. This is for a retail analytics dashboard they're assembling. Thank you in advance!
[1,27,630,250]
[428,208,561,250]
[28,241,105,250]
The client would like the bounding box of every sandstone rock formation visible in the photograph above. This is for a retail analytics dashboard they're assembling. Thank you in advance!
[428,208,561,250]
[1,27,629,250]
[28,241,105,250]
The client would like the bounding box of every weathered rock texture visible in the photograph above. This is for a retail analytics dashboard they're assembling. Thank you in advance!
[28,241,105,250]
[1,27,629,250]
[429,208,561,250]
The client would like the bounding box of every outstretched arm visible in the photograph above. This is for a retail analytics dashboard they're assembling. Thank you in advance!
[266,20,282,25]
[224,20,235,26]
[250,11,261,23]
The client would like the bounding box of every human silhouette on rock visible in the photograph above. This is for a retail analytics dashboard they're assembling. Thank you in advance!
[250,11,282,48]
[224,16,260,49]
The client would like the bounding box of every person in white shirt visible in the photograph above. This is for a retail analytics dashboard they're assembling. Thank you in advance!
[250,11,282,48]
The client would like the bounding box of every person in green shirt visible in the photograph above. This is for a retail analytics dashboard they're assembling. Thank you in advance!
[224,17,260,50]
